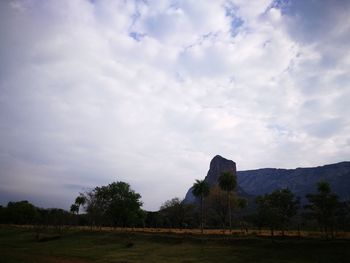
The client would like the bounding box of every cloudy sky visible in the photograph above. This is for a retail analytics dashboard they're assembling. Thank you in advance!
[1,0,350,211]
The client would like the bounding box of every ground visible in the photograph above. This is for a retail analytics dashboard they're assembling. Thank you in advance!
[1,226,350,263]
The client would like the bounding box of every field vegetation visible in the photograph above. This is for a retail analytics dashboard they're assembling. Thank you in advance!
[1,226,350,263]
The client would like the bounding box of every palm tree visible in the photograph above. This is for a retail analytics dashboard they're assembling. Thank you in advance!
[192,179,210,234]
[218,171,237,232]
[75,195,86,215]
[70,204,79,214]
[70,204,79,226]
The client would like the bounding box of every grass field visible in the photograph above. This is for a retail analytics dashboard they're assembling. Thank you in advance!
[1,226,350,263]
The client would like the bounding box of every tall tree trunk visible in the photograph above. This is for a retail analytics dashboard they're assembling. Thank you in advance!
[228,191,232,233]
[200,195,204,235]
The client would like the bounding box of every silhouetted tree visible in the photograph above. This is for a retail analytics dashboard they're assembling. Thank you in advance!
[0,206,4,223]
[6,200,38,225]
[304,181,341,238]
[47,208,71,234]
[236,198,248,234]
[74,195,86,215]
[70,204,79,215]
[102,182,143,227]
[145,211,165,228]
[218,171,237,231]
[192,179,210,234]
[206,186,228,228]
[255,189,299,236]
[69,204,79,225]
[160,197,195,228]
[76,181,144,228]
[336,200,350,231]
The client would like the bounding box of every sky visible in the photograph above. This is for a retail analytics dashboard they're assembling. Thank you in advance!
[0,0,350,211]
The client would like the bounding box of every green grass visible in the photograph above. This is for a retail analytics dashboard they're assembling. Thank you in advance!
[0,226,349,263]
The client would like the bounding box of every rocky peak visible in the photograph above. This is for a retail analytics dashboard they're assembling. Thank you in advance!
[183,155,237,204]
[204,155,237,186]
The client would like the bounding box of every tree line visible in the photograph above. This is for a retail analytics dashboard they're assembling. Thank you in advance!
[0,201,74,232]
[1,173,349,238]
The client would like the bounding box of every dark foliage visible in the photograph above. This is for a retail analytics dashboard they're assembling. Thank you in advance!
[76,181,145,228]
[304,181,343,238]
[159,197,197,228]
[255,188,299,236]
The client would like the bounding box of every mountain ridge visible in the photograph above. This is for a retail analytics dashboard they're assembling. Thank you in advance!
[239,161,350,173]
[237,161,350,202]
[184,157,350,204]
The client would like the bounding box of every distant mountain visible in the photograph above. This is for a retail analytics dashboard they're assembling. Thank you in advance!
[184,156,350,204]
[237,161,350,202]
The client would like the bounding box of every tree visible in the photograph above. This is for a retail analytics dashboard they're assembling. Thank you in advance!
[304,181,341,238]
[46,208,71,234]
[256,189,299,236]
[99,182,143,227]
[75,181,144,228]
[74,195,86,215]
[69,204,79,226]
[207,186,229,228]
[70,204,79,215]
[6,200,38,225]
[236,198,248,234]
[218,171,237,231]
[336,200,350,232]
[145,211,165,228]
[160,197,189,228]
[85,189,106,228]
[192,179,210,234]
[0,205,6,224]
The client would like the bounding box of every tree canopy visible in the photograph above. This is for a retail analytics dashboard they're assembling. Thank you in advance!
[255,188,299,236]
[77,181,144,227]
[192,180,210,198]
[304,181,341,238]
[218,172,237,192]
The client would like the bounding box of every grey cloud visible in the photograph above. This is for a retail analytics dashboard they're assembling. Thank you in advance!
[304,118,345,138]
[1,0,350,211]
[281,0,350,73]
[279,0,350,44]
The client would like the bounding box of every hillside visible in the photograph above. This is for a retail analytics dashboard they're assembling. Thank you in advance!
[237,161,350,202]
[184,156,350,204]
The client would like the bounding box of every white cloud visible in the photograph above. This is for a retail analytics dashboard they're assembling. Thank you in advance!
[0,0,349,210]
